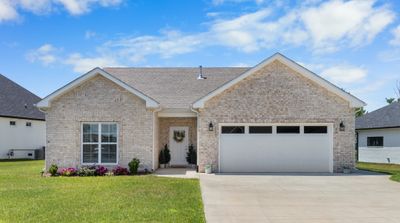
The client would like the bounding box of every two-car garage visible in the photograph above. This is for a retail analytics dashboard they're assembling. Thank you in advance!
[219,124,333,173]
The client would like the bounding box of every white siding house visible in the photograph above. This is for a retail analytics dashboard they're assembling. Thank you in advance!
[356,102,400,164]
[0,74,46,159]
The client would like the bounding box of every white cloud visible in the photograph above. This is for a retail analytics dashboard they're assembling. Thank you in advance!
[301,0,394,52]
[390,25,400,46]
[56,0,122,15]
[103,30,206,63]
[0,0,123,22]
[0,0,18,22]
[211,0,264,6]
[19,0,52,14]
[206,0,395,53]
[26,44,58,65]
[321,65,367,84]
[85,30,96,39]
[65,53,120,73]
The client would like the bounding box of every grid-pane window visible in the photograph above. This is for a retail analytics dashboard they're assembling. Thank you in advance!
[277,126,300,134]
[249,126,272,134]
[367,137,383,147]
[304,126,327,134]
[221,126,245,134]
[82,123,117,164]
[83,144,98,163]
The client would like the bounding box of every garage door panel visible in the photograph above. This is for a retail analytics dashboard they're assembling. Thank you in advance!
[219,125,332,173]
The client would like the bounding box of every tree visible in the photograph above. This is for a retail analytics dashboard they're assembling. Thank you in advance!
[386,81,400,104]
[159,144,171,166]
[355,107,366,117]
[186,144,197,165]
[386,98,396,104]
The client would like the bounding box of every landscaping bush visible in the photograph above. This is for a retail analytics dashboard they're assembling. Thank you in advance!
[77,166,96,176]
[159,144,171,166]
[112,166,129,175]
[59,167,77,176]
[48,164,58,176]
[128,158,140,175]
[186,144,196,165]
[95,166,108,176]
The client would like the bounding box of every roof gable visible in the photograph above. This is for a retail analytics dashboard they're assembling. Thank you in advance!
[0,74,45,120]
[36,68,159,109]
[192,53,366,108]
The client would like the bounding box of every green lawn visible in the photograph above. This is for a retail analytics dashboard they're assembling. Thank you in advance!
[356,162,400,182]
[0,160,205,223]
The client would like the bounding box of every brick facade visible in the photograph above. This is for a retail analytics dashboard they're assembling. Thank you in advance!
[44,60,357,173]
[45,75,155,170]
[197,61,355,172]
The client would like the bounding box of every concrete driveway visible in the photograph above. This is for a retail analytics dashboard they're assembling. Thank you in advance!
[200,173,400,223]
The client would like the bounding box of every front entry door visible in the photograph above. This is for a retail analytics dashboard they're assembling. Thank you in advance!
[169,126,189,166]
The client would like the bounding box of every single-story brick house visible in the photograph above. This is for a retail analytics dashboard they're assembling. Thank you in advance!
[37,53,365,173]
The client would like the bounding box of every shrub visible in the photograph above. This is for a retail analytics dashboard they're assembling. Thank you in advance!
[96,165,108,176]
[128,158,140,175]
[59,167,77,176]
[112,166,129,175]
[48,164,58,176]
[186,144,197,165]
[77,166,96,176]
[159,144,171,165]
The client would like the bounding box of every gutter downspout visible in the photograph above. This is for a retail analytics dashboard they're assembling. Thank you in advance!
[190,106,200,172]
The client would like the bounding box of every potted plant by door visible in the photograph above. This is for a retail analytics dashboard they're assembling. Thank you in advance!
[343,166,351,174]
[159,144,171,168]
[186,144,197,168]
[205,164,212,174]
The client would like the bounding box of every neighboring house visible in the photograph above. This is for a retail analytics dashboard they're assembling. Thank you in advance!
[0,74,46,159]
[356,102,400,164]
[37,53,365,173]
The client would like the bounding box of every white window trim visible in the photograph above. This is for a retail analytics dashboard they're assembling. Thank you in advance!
[81,122,119,165]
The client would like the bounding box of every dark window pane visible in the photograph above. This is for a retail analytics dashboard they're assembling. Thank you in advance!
[249,126,272,134]
[304,126,327,134]
[101,144,117,163]
[10,121,16,126]
[83,144,98,163]
[277,126,300,134]
[367,137,383,147]
[101,124,117,142]
[221,126,245,134]
[26,122,32,127]
[83,124,98,142]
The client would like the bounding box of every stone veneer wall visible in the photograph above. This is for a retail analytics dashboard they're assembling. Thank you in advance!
[198,61,355,173]
[45,75,155,170]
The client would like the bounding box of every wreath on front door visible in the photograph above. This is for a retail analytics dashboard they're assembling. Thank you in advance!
[173,130,185,142]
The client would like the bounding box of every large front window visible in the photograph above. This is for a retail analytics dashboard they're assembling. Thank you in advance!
[82,123,118,164]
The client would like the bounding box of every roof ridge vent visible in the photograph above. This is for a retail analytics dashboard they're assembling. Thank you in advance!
[197,65,207,80]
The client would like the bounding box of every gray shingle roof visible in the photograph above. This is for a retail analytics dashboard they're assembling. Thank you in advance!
[356,102,400,129]
[104,67,250,109]
[0,74,45,120]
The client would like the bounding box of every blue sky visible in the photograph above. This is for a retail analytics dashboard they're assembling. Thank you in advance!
[1,0,400,111]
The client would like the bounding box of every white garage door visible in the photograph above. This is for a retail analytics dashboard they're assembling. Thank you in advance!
[219,124,333,173]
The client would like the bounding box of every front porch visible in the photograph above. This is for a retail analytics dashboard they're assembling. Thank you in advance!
[155,116,198,169]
